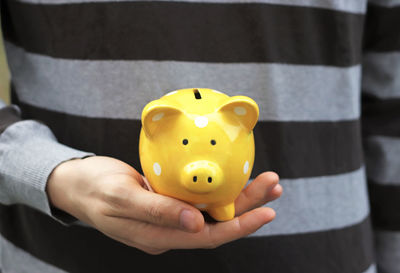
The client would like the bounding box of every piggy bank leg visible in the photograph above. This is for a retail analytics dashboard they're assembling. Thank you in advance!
[207,203,235,221]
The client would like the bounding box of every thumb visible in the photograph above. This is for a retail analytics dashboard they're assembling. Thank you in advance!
[123,181,205,233]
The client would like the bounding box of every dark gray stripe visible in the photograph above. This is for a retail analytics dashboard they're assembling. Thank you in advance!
[364,136,400,185]
[0,229,378,273]
[364,4,400,52]
[14,0,367,13]
[362,52,400,99]
[368,182,400,230]
[1,0,364,66]
[361,95,400,138]
[375,231,400,273]
[0,105,21,134]
[5,42,361,121]
[0,234,67,273]
[0,205,375,273]
[13,99,363,179]
[369,0,400,7]
[0,219,378,273]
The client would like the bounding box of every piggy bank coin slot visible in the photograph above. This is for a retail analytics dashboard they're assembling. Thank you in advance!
[193,89,202,99]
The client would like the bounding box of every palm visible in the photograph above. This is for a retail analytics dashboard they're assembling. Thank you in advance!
[49,156,282,254]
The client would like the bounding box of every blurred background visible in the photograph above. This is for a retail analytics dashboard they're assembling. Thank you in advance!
[0,27,10,104]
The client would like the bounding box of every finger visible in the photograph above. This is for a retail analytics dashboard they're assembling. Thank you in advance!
[234,172,282,216]
[136,207,276,250]
[104,181,205,233]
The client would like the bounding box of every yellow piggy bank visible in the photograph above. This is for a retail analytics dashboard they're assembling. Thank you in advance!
[139,88,259,221]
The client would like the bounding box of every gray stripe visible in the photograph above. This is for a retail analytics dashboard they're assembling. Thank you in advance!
[364,136,400,185]
[363,52,400,99]
[6,42,361,121]
[368,0,400,7]
[72,167,369,236]
[375,230,400,273]
[15,0,366,14]
[364,264,377,273]
[0,234,67,273]
[250,167,369,236]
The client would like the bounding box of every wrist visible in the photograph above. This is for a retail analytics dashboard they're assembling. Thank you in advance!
[46,158,85,216]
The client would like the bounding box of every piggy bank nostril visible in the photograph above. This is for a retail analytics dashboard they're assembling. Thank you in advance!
[193,176,197,182]
[208,177,212,183]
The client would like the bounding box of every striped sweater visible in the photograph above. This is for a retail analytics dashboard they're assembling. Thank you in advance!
[0,0,399,272]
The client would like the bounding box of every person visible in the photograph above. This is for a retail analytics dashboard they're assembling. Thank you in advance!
[0,0,398,272]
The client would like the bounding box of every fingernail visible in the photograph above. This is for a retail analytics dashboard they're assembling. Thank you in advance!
[180,209,197,232]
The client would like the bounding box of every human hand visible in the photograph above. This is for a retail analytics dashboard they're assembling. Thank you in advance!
[46,156,282,254]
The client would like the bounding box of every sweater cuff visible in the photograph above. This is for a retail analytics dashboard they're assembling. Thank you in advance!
[0,120,95,225]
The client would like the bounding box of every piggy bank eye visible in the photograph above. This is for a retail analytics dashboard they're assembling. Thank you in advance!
[182,139,189,145]
[210,139,216,145]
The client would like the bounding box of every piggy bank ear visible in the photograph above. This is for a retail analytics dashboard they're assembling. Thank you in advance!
[141,100,182,138]
[217,96,259,131]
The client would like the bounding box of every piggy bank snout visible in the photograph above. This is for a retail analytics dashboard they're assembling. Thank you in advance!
[181,160,223,194]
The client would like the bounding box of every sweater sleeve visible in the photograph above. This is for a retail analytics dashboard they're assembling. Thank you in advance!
[0,100,96,225]
[362,2,400,272]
